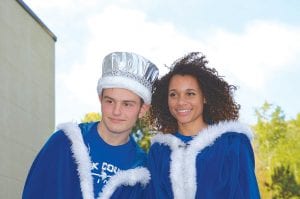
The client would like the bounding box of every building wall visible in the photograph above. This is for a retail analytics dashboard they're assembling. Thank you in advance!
[0,0,56,198]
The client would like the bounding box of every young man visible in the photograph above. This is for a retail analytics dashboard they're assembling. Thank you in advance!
[22,52,159,199]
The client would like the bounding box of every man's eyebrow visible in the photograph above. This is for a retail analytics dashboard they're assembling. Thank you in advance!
[103,96,137,103]
[103,96,114,100]
[122,100,137,104]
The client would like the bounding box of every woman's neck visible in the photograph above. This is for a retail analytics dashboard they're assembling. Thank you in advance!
[178,121,208,136]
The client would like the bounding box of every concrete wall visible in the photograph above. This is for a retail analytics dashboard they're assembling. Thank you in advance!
[0,0,56,198]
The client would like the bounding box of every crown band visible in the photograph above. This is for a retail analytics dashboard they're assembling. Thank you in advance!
[102,70,152,90]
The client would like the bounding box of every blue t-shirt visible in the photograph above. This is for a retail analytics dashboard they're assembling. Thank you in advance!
[85,122,144,196]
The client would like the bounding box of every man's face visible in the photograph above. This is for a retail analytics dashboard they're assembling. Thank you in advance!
[99,88,149,136]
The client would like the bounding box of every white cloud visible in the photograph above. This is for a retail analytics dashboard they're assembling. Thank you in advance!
[84,5,203,69]
[205,20,300,90]
[26,1,300,123]
[58,5,204,119]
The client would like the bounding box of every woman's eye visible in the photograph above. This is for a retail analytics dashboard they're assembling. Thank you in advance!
[169,92,176,97]
[187,92,195,96]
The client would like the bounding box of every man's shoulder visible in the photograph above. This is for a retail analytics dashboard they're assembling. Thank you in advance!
[128,136,147,167]
[58,121,98,138]
[46,129,69,145]
[79,121,98,133]
[36,130,72,158]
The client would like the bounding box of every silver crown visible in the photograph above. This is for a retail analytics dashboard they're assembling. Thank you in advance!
[101,52,159,90]
[97,52,159,104]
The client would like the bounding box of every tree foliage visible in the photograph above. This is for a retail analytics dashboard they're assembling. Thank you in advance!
[254,102,300,199]
[81,112,101,123]
[265,165,300,199]
[132,112,153,152]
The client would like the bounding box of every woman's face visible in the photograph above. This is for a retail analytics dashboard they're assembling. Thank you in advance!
[168,74,205,130]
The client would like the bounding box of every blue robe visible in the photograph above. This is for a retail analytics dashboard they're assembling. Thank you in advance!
[22,122,149,199]
[145,121,260,199]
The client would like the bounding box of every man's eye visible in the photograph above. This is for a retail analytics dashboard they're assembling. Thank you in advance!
[105,100,113,104]
[124,102,133,107]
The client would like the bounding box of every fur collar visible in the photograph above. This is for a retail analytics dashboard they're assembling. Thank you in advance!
[58,122,150,199]
[151,120,253,199]
[98,167,150,199]
[57,122,94,199]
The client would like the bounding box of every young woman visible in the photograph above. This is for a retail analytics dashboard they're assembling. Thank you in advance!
[146,52,260,199]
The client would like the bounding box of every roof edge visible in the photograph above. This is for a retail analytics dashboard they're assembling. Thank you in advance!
[16,0,57,42]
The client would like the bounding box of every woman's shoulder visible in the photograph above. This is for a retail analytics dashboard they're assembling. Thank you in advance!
[219,131,251,143]
[214,131,254,157]
[204,120,253,148]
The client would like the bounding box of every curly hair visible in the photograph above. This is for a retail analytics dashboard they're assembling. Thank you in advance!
[150,52,240,133]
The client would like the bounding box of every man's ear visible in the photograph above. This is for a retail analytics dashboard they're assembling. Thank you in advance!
[138,104,150,118]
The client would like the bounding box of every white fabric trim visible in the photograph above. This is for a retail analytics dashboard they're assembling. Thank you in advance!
[58,122,150,199]
[97,76,151,104]
[57,122,94,199]
[151,134,186,198]
[98,167,150,199]
[151,120,253,199]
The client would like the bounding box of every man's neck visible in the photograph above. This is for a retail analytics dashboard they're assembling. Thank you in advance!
[97,123,130,146]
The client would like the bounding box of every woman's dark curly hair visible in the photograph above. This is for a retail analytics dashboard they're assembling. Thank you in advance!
[150,52,240,133]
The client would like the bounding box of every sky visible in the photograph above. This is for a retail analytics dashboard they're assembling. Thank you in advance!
[24,0,300,125]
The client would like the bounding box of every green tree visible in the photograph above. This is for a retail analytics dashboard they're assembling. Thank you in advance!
[265,165,300,199]
[254,102,300,198]
[81,112,101,123]
[132,113,153,152]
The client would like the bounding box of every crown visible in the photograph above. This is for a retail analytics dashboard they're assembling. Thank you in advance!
[97,52,159,104]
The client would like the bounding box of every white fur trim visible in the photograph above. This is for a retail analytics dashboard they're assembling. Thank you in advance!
[57,122,94,199]
[97,76,151,104]
[151,133,186,198]
[98,167,150,199]
[151,133,185,150]
[151,120,253,199]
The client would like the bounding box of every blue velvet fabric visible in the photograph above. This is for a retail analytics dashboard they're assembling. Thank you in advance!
[22,122,147,199]
[145,132,260,199]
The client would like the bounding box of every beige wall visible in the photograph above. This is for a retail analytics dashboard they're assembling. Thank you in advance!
[0,0,56,198]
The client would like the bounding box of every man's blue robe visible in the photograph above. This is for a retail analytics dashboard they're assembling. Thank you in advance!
[22,122,149,199]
